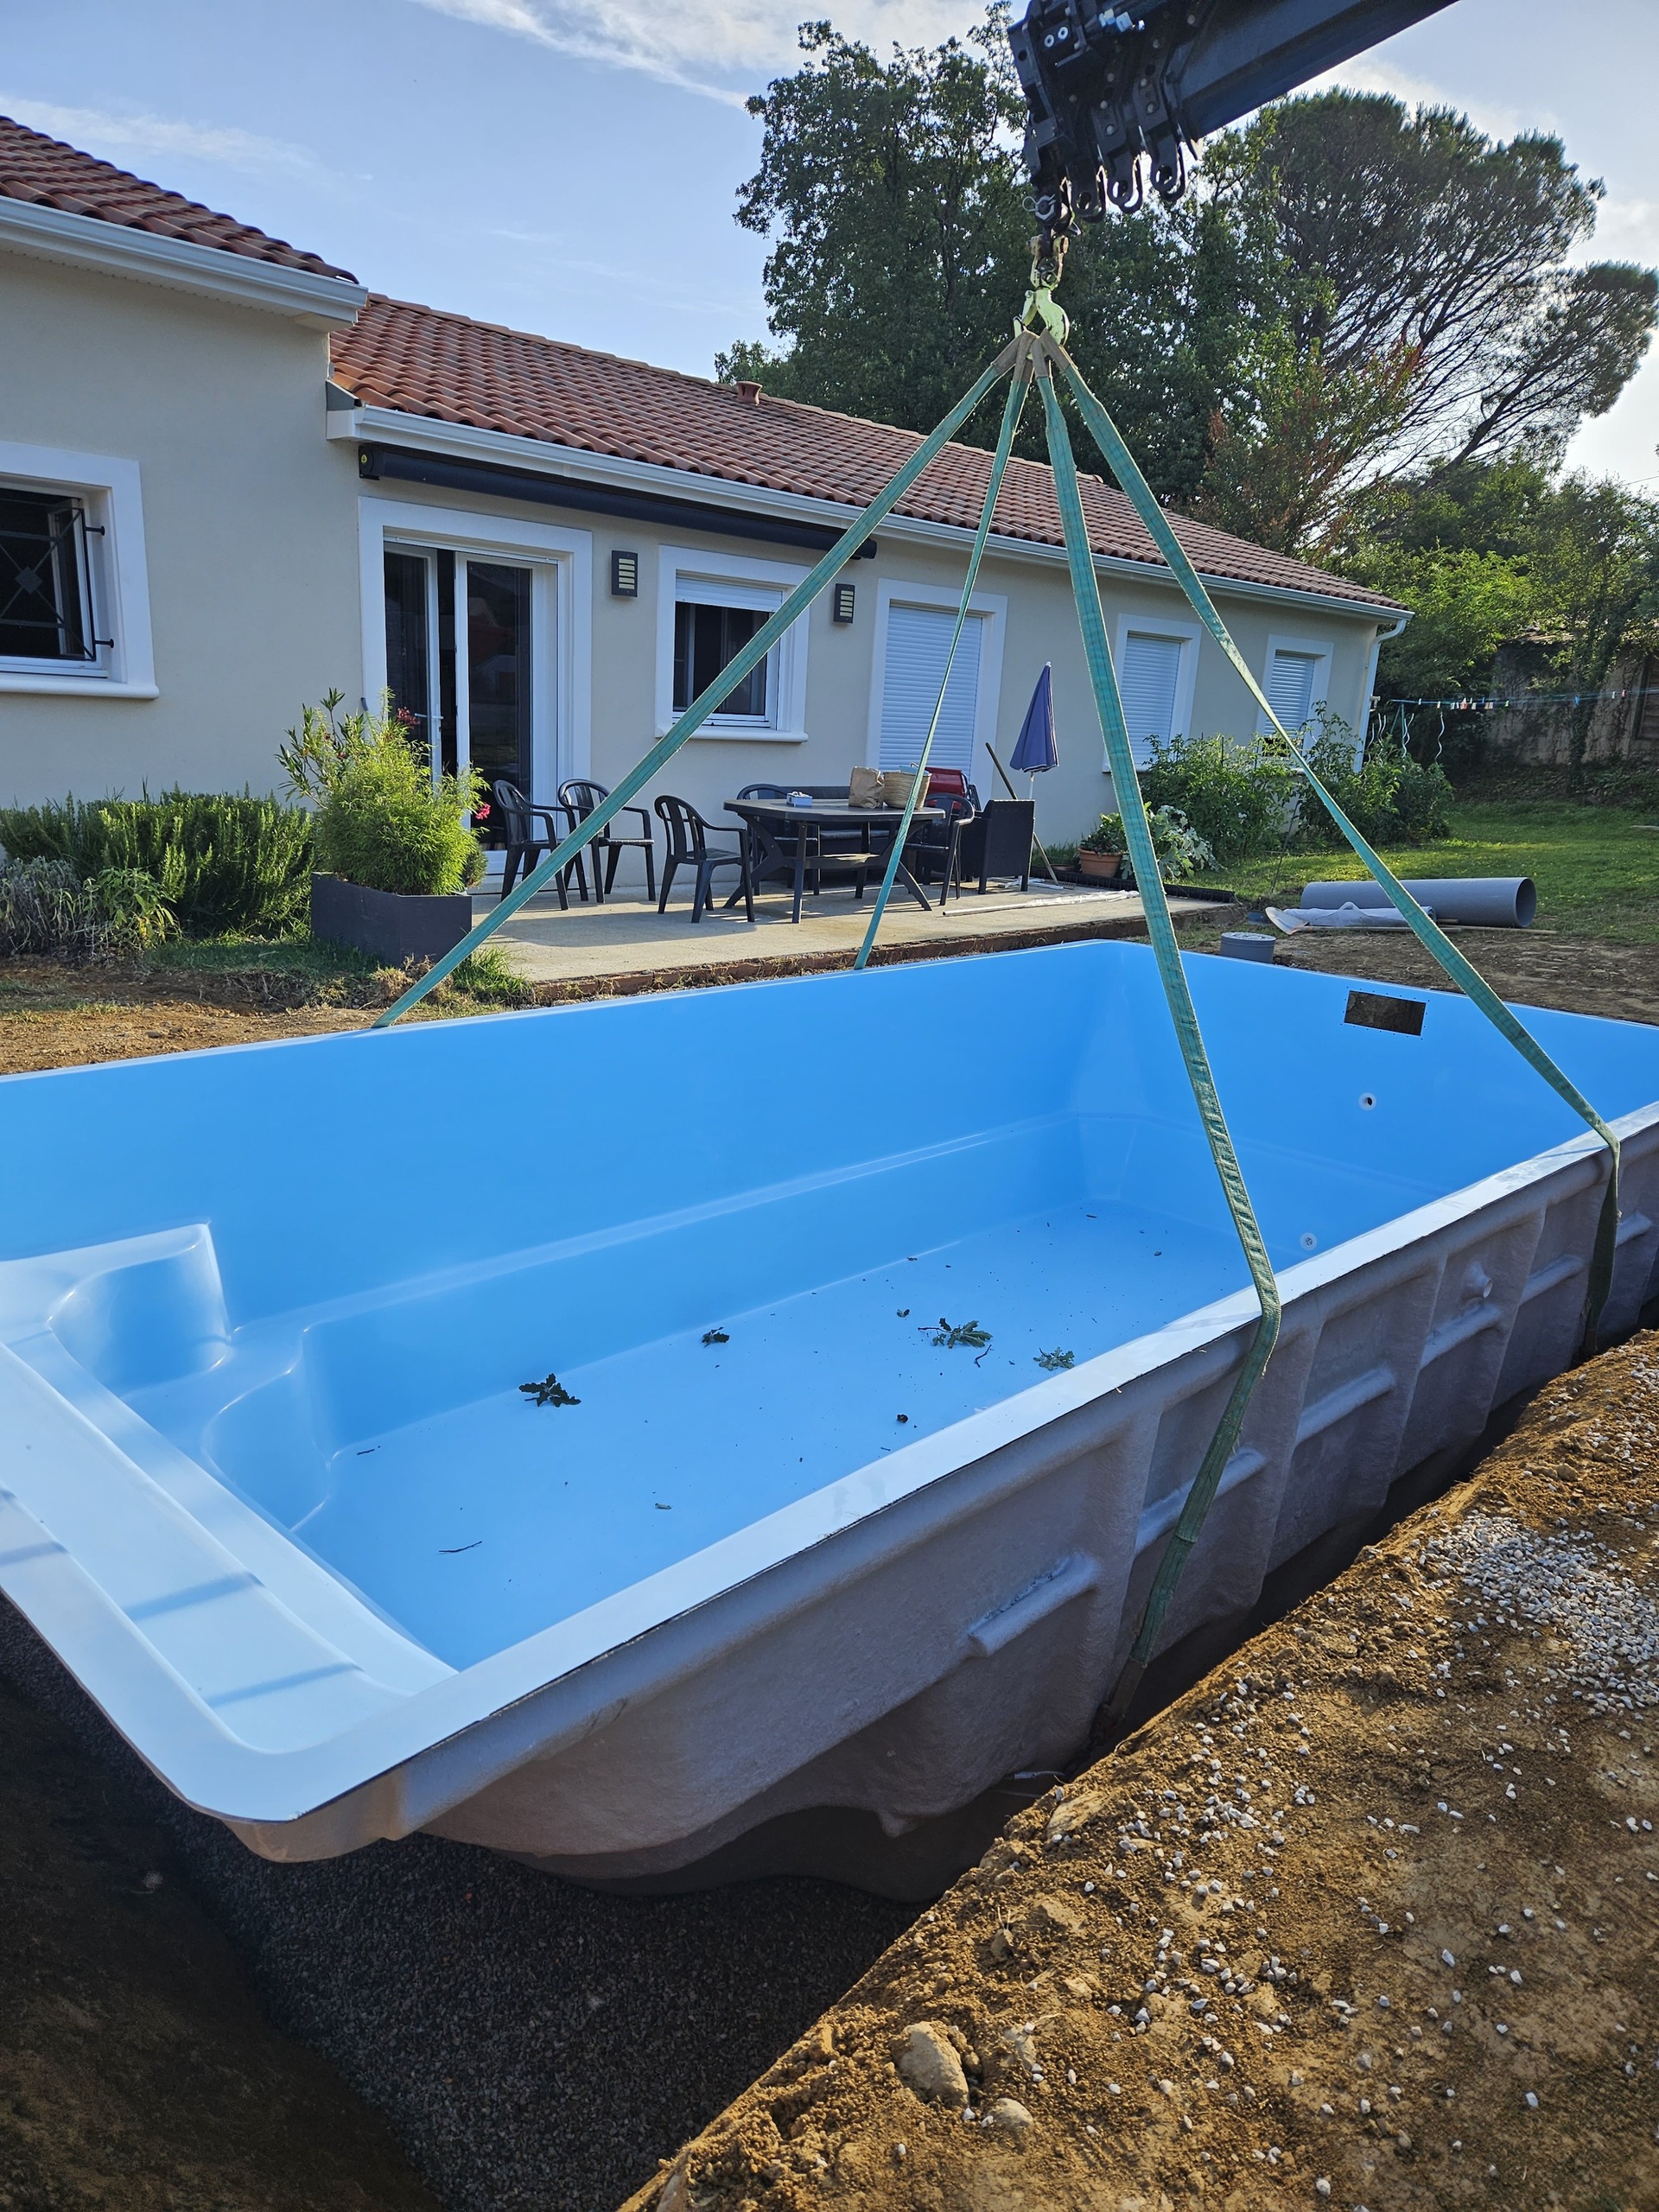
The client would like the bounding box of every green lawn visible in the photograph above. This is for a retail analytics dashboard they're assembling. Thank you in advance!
[1215,802,1659,942]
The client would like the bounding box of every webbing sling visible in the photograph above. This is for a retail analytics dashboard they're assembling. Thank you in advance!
[370,348,1018,1027]
[854,340,1033,969]
[1039,362,1281,1730]
[1043,334,1622,1365]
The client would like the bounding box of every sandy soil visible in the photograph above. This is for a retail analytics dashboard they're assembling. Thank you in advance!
[0,1677,441,2212]
[0,961,366,1074]
[622,1334,1659,2212]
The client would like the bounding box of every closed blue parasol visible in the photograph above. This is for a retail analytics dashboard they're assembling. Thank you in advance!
[1009,664,1058,775]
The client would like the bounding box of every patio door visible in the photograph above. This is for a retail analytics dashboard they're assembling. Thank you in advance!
[383,549,549,839]
[461,561,534,829]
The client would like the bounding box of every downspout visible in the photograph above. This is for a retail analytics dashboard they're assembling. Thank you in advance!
[1358,612,1410,750]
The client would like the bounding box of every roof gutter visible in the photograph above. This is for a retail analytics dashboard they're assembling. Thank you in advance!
[334,400,1402,624]
[0,195,366,326]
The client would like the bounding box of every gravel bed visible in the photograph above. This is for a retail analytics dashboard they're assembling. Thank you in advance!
[0,1601,910,2212]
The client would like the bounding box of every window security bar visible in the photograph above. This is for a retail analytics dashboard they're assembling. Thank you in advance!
[0,496,110,662]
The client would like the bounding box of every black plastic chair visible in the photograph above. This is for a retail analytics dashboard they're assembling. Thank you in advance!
[559,778,656,904]
[953,798,1035,895]
[492,781,586,904]
[654,794,755,923]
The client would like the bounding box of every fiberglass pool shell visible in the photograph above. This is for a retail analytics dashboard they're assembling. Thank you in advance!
[2,941,1657,1882]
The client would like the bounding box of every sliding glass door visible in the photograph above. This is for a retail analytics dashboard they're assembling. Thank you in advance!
[463,562,533,810]
[382,548,549,838]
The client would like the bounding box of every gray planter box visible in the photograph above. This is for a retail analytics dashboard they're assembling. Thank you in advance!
[310,872,473,964]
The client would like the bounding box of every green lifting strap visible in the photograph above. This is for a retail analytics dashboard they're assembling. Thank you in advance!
[1039,362,1282,1733]
[853,340,1033,971]
[1043,334,1622,1366]
[370,347,1019,1029]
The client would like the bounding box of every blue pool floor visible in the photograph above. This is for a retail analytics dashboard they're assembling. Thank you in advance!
[225,1199,1246,1669]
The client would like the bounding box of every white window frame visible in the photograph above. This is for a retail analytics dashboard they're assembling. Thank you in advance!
[0,442,156,697]
[1110,612,1201,771]
[358,496,593,801]
[656,545,810,745]
[1259,630,1334,737]
[864,577,1007,786]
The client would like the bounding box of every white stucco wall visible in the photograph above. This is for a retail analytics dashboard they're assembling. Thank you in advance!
[0,238,1385,848]
[356,474,1386,857]
[0,251,361,805]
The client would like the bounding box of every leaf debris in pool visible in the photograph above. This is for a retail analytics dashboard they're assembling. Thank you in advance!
[927,1317,991,1352]
[1034,1347,1076,1371]
[519,1372,581,1408]
[701,1328,730,1345]
[440,1541,483,1554]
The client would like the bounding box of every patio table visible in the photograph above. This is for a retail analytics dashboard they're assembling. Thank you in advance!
[726,798,944,925]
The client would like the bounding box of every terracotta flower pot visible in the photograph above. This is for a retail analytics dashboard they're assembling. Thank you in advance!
[1078,849,1122,881]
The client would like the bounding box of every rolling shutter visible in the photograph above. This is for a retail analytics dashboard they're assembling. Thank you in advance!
[1265,647,1322,733]
[1118,631,1185,766]
[877,604,984,776]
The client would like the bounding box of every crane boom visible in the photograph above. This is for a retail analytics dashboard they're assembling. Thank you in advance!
[1009,0,1456,226]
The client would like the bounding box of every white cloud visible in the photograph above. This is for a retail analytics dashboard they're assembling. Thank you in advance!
[1587,196,1659,264]
[0,94,318,177]
[410,0,979,102]
[1303,54,1539,147]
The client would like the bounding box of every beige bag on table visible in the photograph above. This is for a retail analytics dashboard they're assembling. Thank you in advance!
[849,766,925,809]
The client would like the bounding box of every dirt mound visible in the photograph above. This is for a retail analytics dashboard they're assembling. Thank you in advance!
[623,1336,1659,2212]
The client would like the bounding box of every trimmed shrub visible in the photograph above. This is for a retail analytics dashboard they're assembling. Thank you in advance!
[281,693,485,899]
[0,790,313,936]
[0,857,175,961]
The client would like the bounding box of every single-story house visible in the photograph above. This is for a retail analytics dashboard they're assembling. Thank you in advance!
[0,116,1407,856]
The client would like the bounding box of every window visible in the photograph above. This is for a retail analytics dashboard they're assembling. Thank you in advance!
[876,603,985,776]
[0,487,97,664]
[673,600,770,721]
[655,548,809,742]
[1260,634,1333,736]
[0,446,155,697]
[1112,618,1199,767]
[1266,648,1322,731]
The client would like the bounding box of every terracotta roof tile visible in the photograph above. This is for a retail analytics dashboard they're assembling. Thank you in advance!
[331,295,1401,611]
[0,112,356,280]
[0,114,1395,613]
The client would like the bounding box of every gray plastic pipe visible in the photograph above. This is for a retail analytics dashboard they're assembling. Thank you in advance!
[1300,877,1536,928]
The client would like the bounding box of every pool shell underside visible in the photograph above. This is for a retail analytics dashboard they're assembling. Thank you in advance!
[1,941,1656,1881]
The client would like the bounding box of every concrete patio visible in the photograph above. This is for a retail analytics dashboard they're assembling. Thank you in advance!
[475,874,1217,990]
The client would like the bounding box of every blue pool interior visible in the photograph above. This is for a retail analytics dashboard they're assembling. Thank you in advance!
[3,942,1656,1670]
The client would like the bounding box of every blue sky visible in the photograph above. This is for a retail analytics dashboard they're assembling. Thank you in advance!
[3,0,1656,482]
